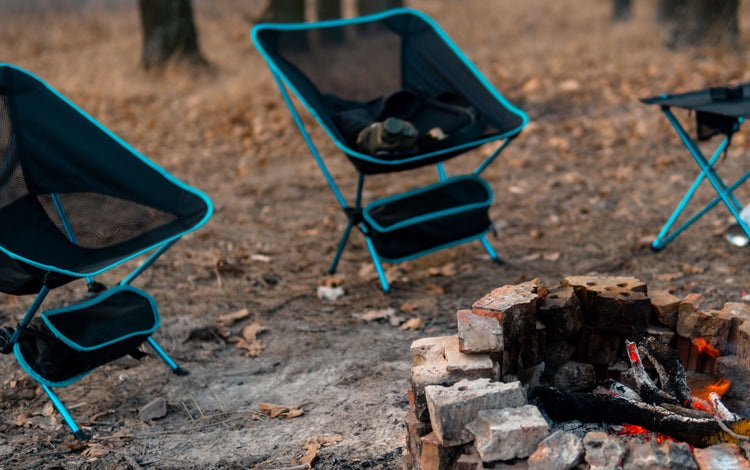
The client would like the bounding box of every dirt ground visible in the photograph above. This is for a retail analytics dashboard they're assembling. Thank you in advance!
[4,0,750,468]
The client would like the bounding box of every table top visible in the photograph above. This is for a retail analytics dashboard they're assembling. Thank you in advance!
[641,83,750,118]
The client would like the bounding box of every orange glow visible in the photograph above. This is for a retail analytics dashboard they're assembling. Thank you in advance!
[692,337,720,357]
[616,424,669,444]
[693,378,731,402]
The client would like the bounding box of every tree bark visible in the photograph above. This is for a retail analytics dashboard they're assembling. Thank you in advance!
[269,0,305,22]
[662,0,739,49]
[316,0,343,43]
[138,0,207,70]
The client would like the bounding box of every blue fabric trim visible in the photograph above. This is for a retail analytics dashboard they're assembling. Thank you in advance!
[0,63,214,278]
[251,8,528,166]
[13,343,90,387]
[40,285,159,352]
[362,175,493,232]
[373,228,491,264]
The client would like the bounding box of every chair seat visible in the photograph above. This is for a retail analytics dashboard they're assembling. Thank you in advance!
[15,286,159,385]
[362,175,493,261]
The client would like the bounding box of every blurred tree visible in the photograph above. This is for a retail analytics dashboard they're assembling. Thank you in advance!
[138,0,207,70]
[612,0,632,22]
[660,0,739,48]
[267,0,305,22]
[357,0,403,15]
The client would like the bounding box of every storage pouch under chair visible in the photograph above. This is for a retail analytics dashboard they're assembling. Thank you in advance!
[14,285,160,386]
[362,175,493,262]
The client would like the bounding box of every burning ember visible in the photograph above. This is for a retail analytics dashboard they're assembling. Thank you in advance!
[692,337,720,357]
[693,378,732,402]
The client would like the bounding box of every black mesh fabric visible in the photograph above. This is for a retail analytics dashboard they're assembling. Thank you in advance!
[0,65,210,291]
[253,10,526,174]
[363,177,492,260]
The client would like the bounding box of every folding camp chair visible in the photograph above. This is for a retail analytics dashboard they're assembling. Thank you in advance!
[642,83,749,251]
[252,8,528,292]
[0,64,213,439]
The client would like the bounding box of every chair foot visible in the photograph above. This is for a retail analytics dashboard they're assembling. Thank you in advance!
[492,256,505,266]
[650,244,663,252]
[74,430,90,441]
[172,366,190,376]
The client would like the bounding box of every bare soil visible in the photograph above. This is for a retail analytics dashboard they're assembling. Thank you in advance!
[3,1,750,468]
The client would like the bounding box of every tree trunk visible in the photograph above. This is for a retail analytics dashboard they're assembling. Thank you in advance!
[612,0,632,22]
[317,0,343,43]
[269,0,305,22]
[662,0,739,48]
[357,0,403,16]
[656,0,682,22]
[138,0,207,70]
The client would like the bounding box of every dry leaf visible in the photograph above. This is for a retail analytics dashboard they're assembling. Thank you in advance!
[235,321,268,357]
[82,443,111,458]
[401,317,424,331]
[217,308,250,327]
[353,308,403,326]
[257,402,304,419]
[299,434,343,468]
[424,283,445,295]
[427,262,457,277]
[682,264,705,274]
[655,272,682,281]
[400,302,420,314]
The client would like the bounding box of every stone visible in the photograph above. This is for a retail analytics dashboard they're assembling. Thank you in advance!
[675,293,707,338]
[424,378,526,446]
[455,449,484,470]
[738,321,750,366]
[582,431,626,470]
[457,309,503,354]
[537,286,583,338]
[420,432,465,470]
[646,325,676,348]
[467,405,549,462]
[527,430,583,470]
[411,336,499,422]
[139,397,167,421]
[649,289,682,329]
[561,275,650,336]
[692,443,750,470]
[715,355,750,406]
[542,338,576,377]
[553,361,596,393]
[659,440,699,470]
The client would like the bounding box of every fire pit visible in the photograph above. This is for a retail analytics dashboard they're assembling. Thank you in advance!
[405,276,750,469]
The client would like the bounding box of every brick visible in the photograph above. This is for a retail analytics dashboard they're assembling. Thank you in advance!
[561,275,650,336]
[576,326,624,365]
[714,302,750,355]
[715,355,750,406]
[693,443,750,470]
[675,293,707,338]
[420,432,464,470]
[424,378,526,446]
[527,430,583,470]
[622,439,698,470]
[139,397,167,421]
[582,431,626,470]
[537,286,583,338]
[457,309,503,354]
[405,411,431,467]
[677,306,731,354]
[738,321,750,366]
[466,405,549,462]
[471,279,546,348]
[410,336,498,422]
[646,325,675,348]
[649,288,681,329]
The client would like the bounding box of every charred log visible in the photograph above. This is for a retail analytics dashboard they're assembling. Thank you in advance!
[640,336,693,407]
[534,386,750,448]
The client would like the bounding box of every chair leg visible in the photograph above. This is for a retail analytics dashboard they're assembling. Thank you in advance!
[364,235,390,293]
[329,221,354,274]
[480,235,504,265]
[146,337,189,376]
[42,384,88,440]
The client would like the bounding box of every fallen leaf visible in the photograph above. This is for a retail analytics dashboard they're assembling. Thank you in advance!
[543,252,560,261]
[655,272,682,281]
[427,262,457,277]
[257,402,304,419]
[400,302,420,314]
[217,308,250,327]
[682,264,705,274]
[424,283,445,295]
[82,443,111,458]
[299,434,343,468]
[235,321,269,357]
[353,308,403,326]
[401,317,424,331]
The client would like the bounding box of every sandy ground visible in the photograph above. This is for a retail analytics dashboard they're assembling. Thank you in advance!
[3,0,750,468]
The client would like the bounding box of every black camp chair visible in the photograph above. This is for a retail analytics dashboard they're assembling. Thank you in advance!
[252,8,528,292]
[0,64,213,439]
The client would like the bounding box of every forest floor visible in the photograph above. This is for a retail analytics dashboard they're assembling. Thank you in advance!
[3,0,750,468]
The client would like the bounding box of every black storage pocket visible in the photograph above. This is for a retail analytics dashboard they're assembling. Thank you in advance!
[15,285,159,385]
[362,175,493,261]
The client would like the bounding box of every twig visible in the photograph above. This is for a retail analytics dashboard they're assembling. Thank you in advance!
[713,414,750,442]
[191,396,205,418]
[265,294,313,314]
[181,401,195,421]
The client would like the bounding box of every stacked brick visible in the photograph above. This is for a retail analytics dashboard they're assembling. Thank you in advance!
[404,275,750,469]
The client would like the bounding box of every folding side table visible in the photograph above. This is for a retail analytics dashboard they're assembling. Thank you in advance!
[642,83,750,251]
